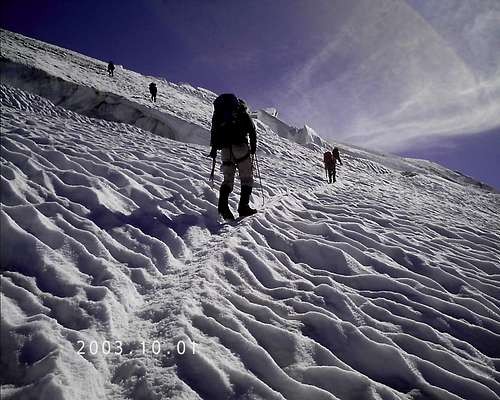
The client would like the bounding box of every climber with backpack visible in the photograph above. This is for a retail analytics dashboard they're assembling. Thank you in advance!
[149,82,157,102]
[107,61,115,77]
[209,93,257,220]
[323,147,343,183]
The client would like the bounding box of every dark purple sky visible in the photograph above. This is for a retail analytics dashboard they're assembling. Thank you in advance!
[1,0,499,189]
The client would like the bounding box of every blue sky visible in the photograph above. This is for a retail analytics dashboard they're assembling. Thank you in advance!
[1,0,499,189]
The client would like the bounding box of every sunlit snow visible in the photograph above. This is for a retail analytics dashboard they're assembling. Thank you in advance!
[1,29,499,400]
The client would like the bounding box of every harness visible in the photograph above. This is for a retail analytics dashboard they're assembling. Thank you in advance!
[222,146,250,166]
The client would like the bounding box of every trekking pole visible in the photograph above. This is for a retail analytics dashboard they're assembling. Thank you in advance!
[209,157,216,188]
[253,154,264,206]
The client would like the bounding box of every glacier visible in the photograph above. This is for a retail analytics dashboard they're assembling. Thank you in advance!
[1,29,499,400]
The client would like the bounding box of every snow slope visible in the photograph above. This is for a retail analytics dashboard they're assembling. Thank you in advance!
[255,109,326,150]
[1,28,495,190]
[0,29,215,146]
[1,30,500,400]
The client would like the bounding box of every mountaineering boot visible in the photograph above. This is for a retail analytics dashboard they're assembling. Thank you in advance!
[238,185,257,218]
[218,184,235,220]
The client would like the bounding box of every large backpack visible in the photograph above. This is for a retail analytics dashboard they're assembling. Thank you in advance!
[211,93,245,149]
[324,151,334,168]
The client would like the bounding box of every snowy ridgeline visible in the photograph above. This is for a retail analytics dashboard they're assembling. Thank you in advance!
[2,28,492,191]
[0,28,325,151]
[255,109,327,151]
[1,30,500,400]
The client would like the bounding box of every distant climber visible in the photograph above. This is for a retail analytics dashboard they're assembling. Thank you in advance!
[107,61,115,77]
[149,82,157,102]
[323,147,343,183]
[209,94,257,220]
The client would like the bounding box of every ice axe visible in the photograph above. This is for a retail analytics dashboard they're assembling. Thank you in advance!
[209,158,216,188]
[208,149,217,188]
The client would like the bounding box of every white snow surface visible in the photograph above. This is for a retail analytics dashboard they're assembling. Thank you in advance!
[255,109,327,150]
[1,29,500,400]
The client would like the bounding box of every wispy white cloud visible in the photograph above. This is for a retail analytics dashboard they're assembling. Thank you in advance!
[276,0,500,152]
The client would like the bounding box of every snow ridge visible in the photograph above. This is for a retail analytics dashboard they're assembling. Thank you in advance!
[0,58,210,146]
[1,30,500,400]
[256,109,327,150]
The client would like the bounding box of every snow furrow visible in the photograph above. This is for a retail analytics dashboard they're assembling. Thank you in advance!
[1,31,500,400]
